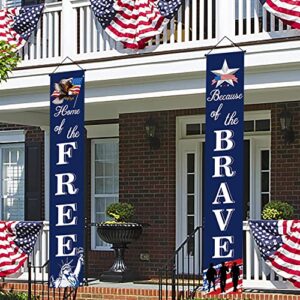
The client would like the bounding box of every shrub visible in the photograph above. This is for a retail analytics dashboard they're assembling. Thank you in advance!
[0,291,39,300]
[106,202,135,222]
[262,201,294,220]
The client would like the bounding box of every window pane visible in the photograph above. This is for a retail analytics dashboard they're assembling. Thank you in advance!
[105,177,114,194]
[95,144,105,160]
[95,161,104,177]
[1,146,25,221]
[244,121,254,132]
[261,150,269,170]
[256,119,270,131]
[95,178,104,194]
[261,194,269,210]
[187,154,194,173]
[187,195,194,215]
[187,174,194,194]
[261,172,269,193]
[186,124,201,136]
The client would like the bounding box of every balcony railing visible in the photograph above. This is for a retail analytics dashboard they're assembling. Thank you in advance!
[19,0,300,66]
[3,221,296,290]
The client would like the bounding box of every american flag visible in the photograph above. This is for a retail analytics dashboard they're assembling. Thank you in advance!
[90,0,182,49]
[259,0,300,29]
[0,4,44,50]
[0,221,43,277]
[202,259,243,295]
[249,220,300,288]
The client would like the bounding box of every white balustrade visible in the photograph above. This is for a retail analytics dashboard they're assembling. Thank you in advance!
[18,0,300,65]
[20,2,62,64]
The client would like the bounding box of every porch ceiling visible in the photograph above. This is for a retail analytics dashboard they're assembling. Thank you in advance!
[1,42,300,127]
[0,84,300,127]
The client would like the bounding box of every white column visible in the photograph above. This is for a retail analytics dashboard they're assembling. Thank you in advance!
[216,0,236,40]
[61,0,76,58]
[42,127,50,221]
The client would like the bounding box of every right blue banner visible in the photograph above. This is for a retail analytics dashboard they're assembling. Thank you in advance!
[203,51,244,295]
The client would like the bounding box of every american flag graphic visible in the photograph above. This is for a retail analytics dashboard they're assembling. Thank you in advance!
[202,259,243,295]
[68,77,82,96]
[259,0,300,29]
[0,5,44,50]
[249,220,300,288]
[90,0,182,49]
[51,78,82,98]
[0,221,42,277]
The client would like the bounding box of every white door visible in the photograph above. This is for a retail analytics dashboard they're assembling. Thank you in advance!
[176,138,203,274]
[176,115,271,273]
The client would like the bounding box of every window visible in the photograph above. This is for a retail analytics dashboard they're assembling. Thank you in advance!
[0,144,25,221]
[0,0,21,8]
[260,149,270,211]
[91,139,119,250]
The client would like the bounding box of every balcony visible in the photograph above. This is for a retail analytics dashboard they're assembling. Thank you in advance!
[19,0,300,67]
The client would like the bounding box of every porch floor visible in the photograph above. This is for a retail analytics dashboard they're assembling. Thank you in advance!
[2,278,300,299]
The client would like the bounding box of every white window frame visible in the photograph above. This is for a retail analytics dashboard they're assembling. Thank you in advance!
[0,143,25,221]
[91,138,119,251]
[0,130,25,220]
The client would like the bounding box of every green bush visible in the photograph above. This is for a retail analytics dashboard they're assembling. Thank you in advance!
[106,202,135,222]
[0,291,39,300]
[0,41,20,83]
[262,201,294,220]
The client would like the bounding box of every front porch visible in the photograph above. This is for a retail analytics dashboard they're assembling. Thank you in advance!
[2,221,298,298]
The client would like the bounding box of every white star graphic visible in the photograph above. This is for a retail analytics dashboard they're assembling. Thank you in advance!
[211,60,239,87]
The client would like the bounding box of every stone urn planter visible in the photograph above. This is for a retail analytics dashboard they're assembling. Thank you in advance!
[97,222,143,282]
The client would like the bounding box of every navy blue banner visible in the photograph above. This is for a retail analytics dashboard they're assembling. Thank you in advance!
[49,70,85,288]
[203,52,244,295]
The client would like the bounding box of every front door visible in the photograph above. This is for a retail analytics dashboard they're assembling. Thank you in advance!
[176,114,271,273]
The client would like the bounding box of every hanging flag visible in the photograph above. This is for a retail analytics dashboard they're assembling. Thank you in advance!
[90,0,182,49]
[259,0,300,29]
[0,4,44,50]
[0,221,43,277]
[49,70,85,288]
[203,51,244,295]
[249,220,300,288]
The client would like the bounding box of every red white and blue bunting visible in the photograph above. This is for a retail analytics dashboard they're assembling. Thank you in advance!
[90,0,182,49]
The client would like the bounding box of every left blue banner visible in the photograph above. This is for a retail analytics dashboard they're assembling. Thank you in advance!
[49,70,85,288]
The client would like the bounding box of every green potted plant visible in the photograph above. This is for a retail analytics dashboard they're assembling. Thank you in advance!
[262,200,294,220]
[96,202,143,282]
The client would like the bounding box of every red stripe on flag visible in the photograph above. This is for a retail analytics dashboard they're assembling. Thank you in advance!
[266,0,300,18]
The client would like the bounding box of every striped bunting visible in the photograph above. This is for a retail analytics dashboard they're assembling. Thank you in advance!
[260,0,300,29]
[91,0,182,49]
[0,221,42,277]
[249,220,300,288]
[0,5,44,50]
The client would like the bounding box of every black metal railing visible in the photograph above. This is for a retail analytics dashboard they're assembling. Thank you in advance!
[158,226,202,300]
[27,260,78,300]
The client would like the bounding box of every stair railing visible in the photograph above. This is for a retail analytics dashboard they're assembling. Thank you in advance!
[158,225,202,300]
